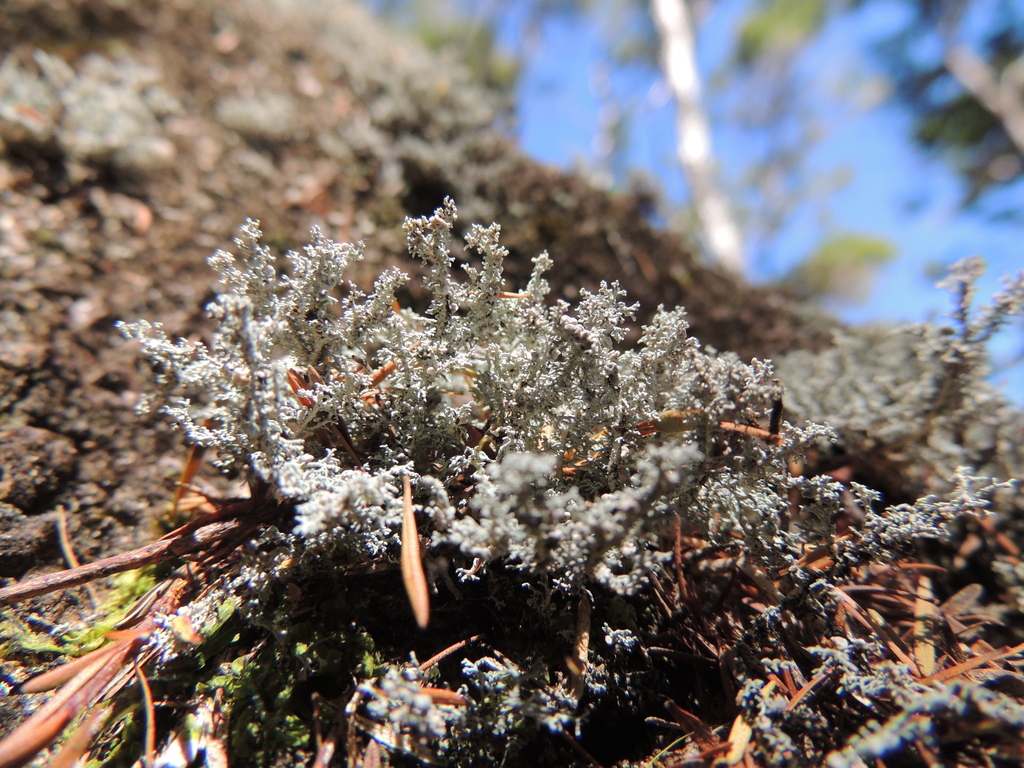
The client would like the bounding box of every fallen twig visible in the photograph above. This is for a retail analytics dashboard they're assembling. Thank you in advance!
[0,503,268,605]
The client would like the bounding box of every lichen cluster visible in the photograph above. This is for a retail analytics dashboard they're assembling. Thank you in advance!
[121,199,799,592]
[0,48,180,179]
[115,201,1024,766]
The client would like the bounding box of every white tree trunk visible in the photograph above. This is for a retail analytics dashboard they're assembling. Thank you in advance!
[651,0,745,273]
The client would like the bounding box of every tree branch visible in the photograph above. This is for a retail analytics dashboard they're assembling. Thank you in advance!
[0,502,265,605]
[944,45,1024,159]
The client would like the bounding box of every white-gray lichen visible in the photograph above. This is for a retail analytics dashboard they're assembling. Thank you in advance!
[120,201,1024,765]
[0,48,179,177]
[120,198,807,592]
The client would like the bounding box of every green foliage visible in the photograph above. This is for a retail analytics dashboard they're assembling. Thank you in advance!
[787,232,897,304]
[0,614,68,657]
[874,1,1024,204]
[0,569,158,662]
[386,0,521,97]
[736,0,830,65]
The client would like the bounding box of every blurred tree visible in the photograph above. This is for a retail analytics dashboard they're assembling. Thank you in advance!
[786,232,896,303]
[875,0,1024,209]
[652,0,746,272]
[364,0,1022,301]
[371,0,522,98]
[367,0,833,277]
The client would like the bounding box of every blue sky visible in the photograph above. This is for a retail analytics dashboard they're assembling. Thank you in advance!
[492,0,1023,396]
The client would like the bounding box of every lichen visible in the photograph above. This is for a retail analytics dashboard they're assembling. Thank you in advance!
[117,202,1024,766]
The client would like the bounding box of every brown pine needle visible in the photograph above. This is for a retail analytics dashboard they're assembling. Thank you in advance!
[833,589,921,676]
[558,728,606,768]
[367,343,422,388]
[913,575,939,677]
[663,700,717,750]
[55,506,80,570]
[419,687,467,707]
[785,667,835,711]
[766,673,791,701]
[18,640,129,694]
[0,503,263,605]
[135,661,156,768]
[56,506,99,609]
[923,641,1024,683]
[0,635,146,768]
[47,704,113,768]
[170,442,208,517]
[569,593,591,704]
[976,514,1020,559]
[287,368,316,407]
[866,607,922,677]
[369,357,401,387]
[719,420,783,445]
[421,634,484,670]
[400,477,430,629]
[724,713,754,766]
